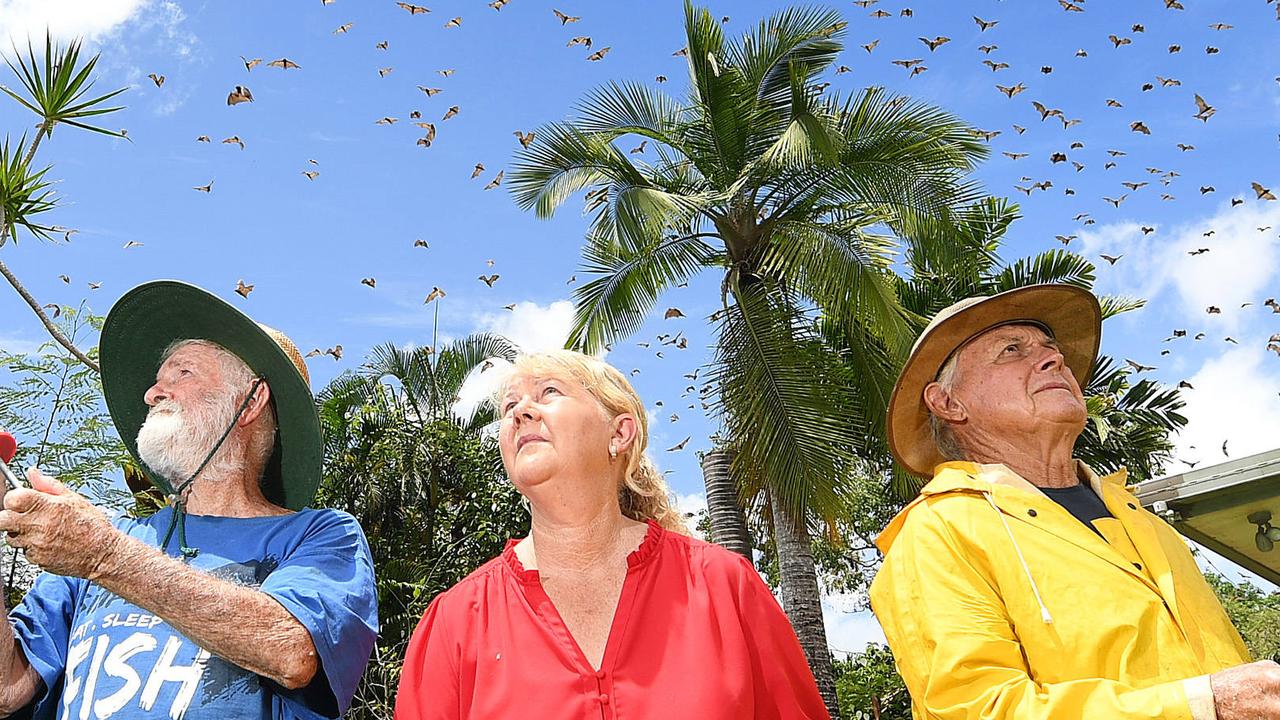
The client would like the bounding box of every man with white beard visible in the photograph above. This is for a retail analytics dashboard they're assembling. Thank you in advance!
[0,281,377,719]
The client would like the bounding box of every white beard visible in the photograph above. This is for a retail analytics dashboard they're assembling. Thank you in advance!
[136,393,239,485]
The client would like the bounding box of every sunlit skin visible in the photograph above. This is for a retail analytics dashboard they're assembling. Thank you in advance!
[922,323,1087,488]
[498,374,626,497]
[142,343,279,516]
[497,371,649,670]
[497,372,648,557]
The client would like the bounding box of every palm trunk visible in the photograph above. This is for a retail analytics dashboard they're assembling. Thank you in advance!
[769,490,838,716]
[700,448,752,559]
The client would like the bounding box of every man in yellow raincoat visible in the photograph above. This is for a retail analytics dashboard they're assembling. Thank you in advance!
[870,284,1280,719]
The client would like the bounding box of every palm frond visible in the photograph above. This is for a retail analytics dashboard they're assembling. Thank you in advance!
[568,229,722,352]
[1,33,126,137]
[755,63,840,169]
[899,197,1012,285]
[0,134,58,243]
[760,88,987,223]
[987,249,1096,292]
[605,183,716,249]
[1077,355,1186,480]
[575,81,688,150]
[759,217,917,358]
[1099,294,1146,320]
[733,4,845,108]
[508,122,644,218]
[712,279,863,519]
[682,0,755,180]
[432,333,519,425]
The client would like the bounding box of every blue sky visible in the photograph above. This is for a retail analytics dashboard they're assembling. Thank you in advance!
[2,0,1279,649]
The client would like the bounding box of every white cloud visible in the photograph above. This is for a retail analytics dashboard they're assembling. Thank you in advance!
[473,300,577,354]
[120,1,199,116]
[1172,346,1280,463]
[152,1,193,59]
[451,300,578,421]
[1076,196,1280,471]
[0,0,200,116]
[1079,197,1280,333]
[675,491,707,539]
[0,0,149,44]
[822,595,886,658]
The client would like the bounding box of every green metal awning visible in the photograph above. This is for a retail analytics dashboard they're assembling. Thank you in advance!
[1131,447,1280,586]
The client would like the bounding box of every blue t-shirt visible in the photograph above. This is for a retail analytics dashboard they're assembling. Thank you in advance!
[8,506,378,719]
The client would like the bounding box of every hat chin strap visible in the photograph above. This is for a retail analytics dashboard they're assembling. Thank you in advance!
[158,376,265,558]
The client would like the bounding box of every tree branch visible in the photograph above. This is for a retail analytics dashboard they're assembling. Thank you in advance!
[18,121,50,175]
[0,256,99,372]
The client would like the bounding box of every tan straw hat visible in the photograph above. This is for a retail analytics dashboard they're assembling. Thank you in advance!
[887,284,1102,478]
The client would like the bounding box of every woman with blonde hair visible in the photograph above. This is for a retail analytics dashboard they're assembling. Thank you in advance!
[395,349,827,719]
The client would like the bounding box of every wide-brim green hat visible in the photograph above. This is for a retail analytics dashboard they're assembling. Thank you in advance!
[887,284,1102,478]
[101,280,321,510]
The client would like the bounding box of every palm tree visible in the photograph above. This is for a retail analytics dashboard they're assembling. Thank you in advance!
[315,332,522,718]
[509,2,988,708]
[317,332,517,556]
[1075,356,1186,481]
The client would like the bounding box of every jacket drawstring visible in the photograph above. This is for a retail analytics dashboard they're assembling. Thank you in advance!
[983,491,1054,625]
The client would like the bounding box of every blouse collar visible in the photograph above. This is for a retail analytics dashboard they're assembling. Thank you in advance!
[502,518,664,583]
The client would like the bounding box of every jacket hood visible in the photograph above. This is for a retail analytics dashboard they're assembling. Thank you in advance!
[875,460,1128,555]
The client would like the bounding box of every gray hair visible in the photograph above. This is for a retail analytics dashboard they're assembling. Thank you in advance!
[928,351,968,462]
[160,339,277,475]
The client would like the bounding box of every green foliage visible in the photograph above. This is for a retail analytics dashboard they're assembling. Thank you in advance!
[0,32,127,247]
[1,33,127,137]
[1077,356,1186,482]
[753,466,904,600]
[0,134,57,243]
[0,304,127,506]
[711,280,866,516]
[1206,573,1280,662]
[0,32,127,372]
[834,644,910,720]
[314,336,528,719]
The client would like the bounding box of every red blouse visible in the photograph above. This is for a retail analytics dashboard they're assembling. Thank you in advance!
[394,520,829,720]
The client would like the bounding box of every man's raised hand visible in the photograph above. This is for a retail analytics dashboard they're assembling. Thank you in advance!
[0,467,123,580]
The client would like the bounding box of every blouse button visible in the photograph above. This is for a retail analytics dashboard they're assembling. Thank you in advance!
[1027,508,1037,518]
[600,693,610,704]
[1127,502,1137,510]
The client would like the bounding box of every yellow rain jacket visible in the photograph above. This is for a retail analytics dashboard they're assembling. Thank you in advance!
[870,461,1251,720]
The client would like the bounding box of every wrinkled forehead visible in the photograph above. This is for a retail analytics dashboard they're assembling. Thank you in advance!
[156,340,222,377]
[954,321,1055,363]
[973,321,1054,347]
[499,368,577,396]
